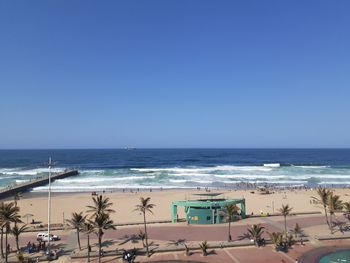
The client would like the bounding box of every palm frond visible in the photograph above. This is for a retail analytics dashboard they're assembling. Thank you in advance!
[134,197,155,214]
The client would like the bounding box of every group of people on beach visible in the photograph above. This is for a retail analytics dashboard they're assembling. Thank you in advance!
[26,241,46,253]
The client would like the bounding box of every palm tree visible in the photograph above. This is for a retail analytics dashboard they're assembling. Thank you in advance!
[328,193,343,230]
[292,223,304,245]
[225,204,240,241]
[269,232,284,251]
[0,216,4,258]
[278,204,293,236]
[184,243,190,256]
[16,252,24,263]
[0,202,21,263]
[86,195,115,217]
[83,222,94,263]
[138,229,146,248]
[199,240,208,256]
[313,187,331,227]
[247,224,265,246]
[286,233,294,247]
[66,212,86,250]
[134,197,155,257]
[13,193,22,208]
[343,202,350,221]
[89,213,115,263]
[10,224,29,251]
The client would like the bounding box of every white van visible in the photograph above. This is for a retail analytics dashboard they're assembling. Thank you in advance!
[37,233,60,242]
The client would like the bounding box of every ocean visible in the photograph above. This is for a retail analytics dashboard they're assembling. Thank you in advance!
[0,149,350,192]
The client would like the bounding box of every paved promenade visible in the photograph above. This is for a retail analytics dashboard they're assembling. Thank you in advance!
[4,214,350,262]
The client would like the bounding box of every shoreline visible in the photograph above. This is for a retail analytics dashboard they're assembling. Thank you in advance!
[17,182,350,196]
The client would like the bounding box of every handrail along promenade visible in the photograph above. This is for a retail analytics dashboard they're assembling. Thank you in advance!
[0,169,79,199]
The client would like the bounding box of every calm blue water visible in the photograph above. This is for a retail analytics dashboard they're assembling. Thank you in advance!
[0,149,350,192]
[319,250,350,262]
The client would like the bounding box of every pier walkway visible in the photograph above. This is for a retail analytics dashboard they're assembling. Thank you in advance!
[0,169,79,199]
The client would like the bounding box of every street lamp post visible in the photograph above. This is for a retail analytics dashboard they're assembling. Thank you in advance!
[47,157,52,259]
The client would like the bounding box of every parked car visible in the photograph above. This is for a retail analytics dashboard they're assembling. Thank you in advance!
[37,233,60,242]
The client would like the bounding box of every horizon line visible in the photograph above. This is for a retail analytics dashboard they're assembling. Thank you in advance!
[1,147,350,150]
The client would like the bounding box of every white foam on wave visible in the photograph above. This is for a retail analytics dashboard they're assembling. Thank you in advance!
[169,179,187,183]
[131,165,273,173]
[56,176,155,184]
[169,179,213,184]
[213,174,286,179]
[0,168,18,174]
[293,165,330,169]
[0,167,64,176]
[306,174,350,179]
[263,163,280,167]
[32,185,192,192]
[80,170,105,174]
[15,179,29,184]
[172,173,212,177]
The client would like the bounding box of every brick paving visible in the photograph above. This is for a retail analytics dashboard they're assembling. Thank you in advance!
[68,242,350,263]
[105,223,280,242]
[5,215,350,262]
[277,215,332,229]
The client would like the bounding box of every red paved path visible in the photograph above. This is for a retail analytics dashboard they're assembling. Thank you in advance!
[106,223,280,242]
[7,215,350,262]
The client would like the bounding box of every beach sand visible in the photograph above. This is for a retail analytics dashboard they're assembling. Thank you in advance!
[12,188,350,225]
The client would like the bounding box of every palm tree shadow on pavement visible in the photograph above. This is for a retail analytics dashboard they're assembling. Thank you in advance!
[207,250,217,256]
[188,249,217,256]
[146,241,160,257]
[332,219,347,233]
[101,239,114,247]
[118,234,140,245]
[95,256,120,263]
[237,232,251,241]
[167,239,187,246]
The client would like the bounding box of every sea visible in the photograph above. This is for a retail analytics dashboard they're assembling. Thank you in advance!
[0,149,350,192]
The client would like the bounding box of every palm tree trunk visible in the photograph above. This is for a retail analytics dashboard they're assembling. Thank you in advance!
[228,217,231,241]
[98,231,102,263]
[329,213,333,231]
[87,234,90,262]
[0,227,4,258]
[284,216,287,236]
[143,212,149,257]
[324,206,330,227]
[5,230,8,263]
[16,237,19,252]
[77,228,81,250]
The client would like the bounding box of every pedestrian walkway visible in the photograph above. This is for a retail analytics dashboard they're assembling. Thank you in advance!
[223,248,241,263]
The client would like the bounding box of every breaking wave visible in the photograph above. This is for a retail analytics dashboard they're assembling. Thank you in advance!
[1,163,349,192]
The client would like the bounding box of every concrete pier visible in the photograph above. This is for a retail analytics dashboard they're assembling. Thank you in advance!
[0,169,79,199]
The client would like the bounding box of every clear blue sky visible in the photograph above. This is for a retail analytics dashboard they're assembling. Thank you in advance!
[1,1,349,149]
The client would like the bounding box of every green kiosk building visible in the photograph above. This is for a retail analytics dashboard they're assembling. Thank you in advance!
[171,193,246,224]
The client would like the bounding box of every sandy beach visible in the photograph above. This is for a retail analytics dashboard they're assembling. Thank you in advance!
[12,187,350,225]
[2,186,350,263]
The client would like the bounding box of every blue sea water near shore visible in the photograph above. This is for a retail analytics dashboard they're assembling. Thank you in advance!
[0,149,350,192]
